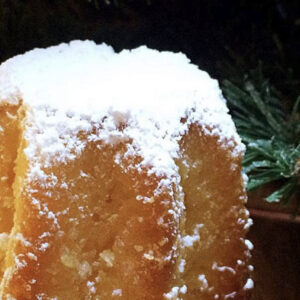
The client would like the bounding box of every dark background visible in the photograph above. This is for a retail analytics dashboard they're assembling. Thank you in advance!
[0,0,299,87]
[0,1,299,299]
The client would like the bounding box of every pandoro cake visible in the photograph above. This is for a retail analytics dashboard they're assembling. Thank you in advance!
[0,41,253,300]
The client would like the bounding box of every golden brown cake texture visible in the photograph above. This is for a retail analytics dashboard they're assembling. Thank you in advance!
[0,103,21,275]
[0,41,253,299]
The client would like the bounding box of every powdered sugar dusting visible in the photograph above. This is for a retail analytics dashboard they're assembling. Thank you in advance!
[0,40,243,183]
[163,285,187,300]
[181,224,203,248]
[243,278,254,290]
[0,41,250,299]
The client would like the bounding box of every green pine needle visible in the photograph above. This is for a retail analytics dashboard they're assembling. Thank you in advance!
[222,66,300,205]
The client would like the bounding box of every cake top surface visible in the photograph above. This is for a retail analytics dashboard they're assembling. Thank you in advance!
[1,40,221,114]
[0,40,244,176]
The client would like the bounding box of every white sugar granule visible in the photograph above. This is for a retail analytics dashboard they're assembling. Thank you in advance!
[181,224,203,248]
[243,278,254,290]
[112,289,122,296]
[198,274,208,290]
[27,252,38,261]
[39,242,49,252]
[15,233,32,247]
[245,239,254,251]
[178,259,186,273]
[224,291,237,299]
[212,262,236,275]
[0,40,244,186]
[87,281,96,294]
[163,285,187,299]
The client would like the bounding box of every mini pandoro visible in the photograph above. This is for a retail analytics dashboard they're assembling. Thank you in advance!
[0,41,253,300]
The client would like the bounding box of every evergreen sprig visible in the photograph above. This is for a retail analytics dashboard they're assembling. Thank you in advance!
[222,66,300,205]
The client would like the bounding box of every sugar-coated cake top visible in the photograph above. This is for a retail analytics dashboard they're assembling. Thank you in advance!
[2,40,224,112]
[0,40,244,178]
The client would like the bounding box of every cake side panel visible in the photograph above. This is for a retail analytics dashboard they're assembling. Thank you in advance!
[0,103,22,277]
[0,104,20,232]
[0,124,181,299]
[176,123,252,300]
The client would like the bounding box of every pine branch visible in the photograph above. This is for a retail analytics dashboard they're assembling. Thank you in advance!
[222,66,300,205]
